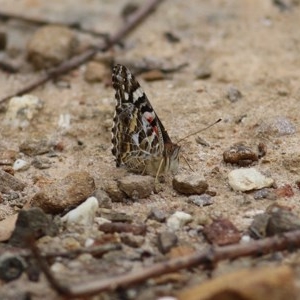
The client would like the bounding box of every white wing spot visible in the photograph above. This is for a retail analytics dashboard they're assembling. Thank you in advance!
[133,88,144,101]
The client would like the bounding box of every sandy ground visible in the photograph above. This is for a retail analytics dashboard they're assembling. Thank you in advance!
[0,0,300,299]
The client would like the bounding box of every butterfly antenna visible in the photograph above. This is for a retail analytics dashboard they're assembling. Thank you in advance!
[177,118,222,144]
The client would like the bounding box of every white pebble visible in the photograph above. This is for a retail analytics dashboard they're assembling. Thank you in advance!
[240,235,251,243]
[5,94,43,128]
[167,211,193,231]
[228,168,274,191]
[84,238,95,248]
[61,196,98,226]
[58,114,71,130]
[13,159,30,171]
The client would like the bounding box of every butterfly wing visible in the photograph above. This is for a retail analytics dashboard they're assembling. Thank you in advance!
[111,64,172,172]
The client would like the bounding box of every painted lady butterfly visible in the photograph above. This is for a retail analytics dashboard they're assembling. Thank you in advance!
[111,64,180,176]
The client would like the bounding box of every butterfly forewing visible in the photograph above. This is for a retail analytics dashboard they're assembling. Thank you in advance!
[111,64,180,175]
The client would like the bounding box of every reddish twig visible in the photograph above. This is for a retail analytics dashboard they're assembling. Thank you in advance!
[0,0,164,104]
[30,230,300,298]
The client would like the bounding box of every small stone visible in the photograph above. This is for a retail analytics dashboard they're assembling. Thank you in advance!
[84,61,107,82]
[275,184,294,198]
[104,180,126,202]
[0,150,17,166]
[173,173,208,195]
[100,210,132,223]
[188,194,213,207]
[228,168,274,191]
[157,231,178,254]
[5,95,43,128]
[178,266,296,300]
[118,175,154,199]
[258,116,296,137]
[266,204,300,236]
[148,208,167,222]
[94,189,112,208]
[61,196,99,226]
[0,169,25,193]
[203,218,241,245]
[167,211,193,231]
[0,254,26,282]
[249,213,270,239]
[195,65,211,79]
[27,25,77,69]
[223,144,258,166]
[19,138,51,156]
[121,233,145,248]
[31,171,95,214]
[227,86,242,102]
[9,207,58,247]
[13,159,30,171]
[253,188,277,200]
[141,69,165,81]
[99,222,147,236]
[31,157,51,169]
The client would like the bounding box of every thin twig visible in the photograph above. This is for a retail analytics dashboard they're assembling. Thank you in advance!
[0,0,164,104]
[31,230,300,297]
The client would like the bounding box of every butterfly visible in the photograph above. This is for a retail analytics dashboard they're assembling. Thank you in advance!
[111,64,180,176]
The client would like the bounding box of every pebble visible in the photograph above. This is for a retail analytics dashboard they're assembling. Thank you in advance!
[61,196,99,226]
[0,150,17,166]
[157,231,178,254]
[31,157,52,169]
[253,188,277,200]
[9,207,58,247]
[147,208,167,222]
[27,25,77,69]
[266,204,300,236]
[31,171,95,214]
[223,144,258,166]
[19,137,51,156]
[104,180,126,202]
[275,184,294,198]
[0,169,25,193]
[120,233,145,248]
[94,189,112,208]
[226,85,242,102]
[195,65,212,79]
[172,173,208,195]
[258,116,296,137]
[5,94,43,128]
[99,222,147,235]
[118,175,154,200]
[12,159,30,171]
[228,168,274,191]
[167,211,193,231]
[84,61,107,82]
[141,69,165,81]
[249,213,270,239]
[188,194,214,207]
[58,113,71,130]
[203,218,241,245]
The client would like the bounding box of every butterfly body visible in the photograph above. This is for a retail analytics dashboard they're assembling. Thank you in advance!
[111,64,180,176]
